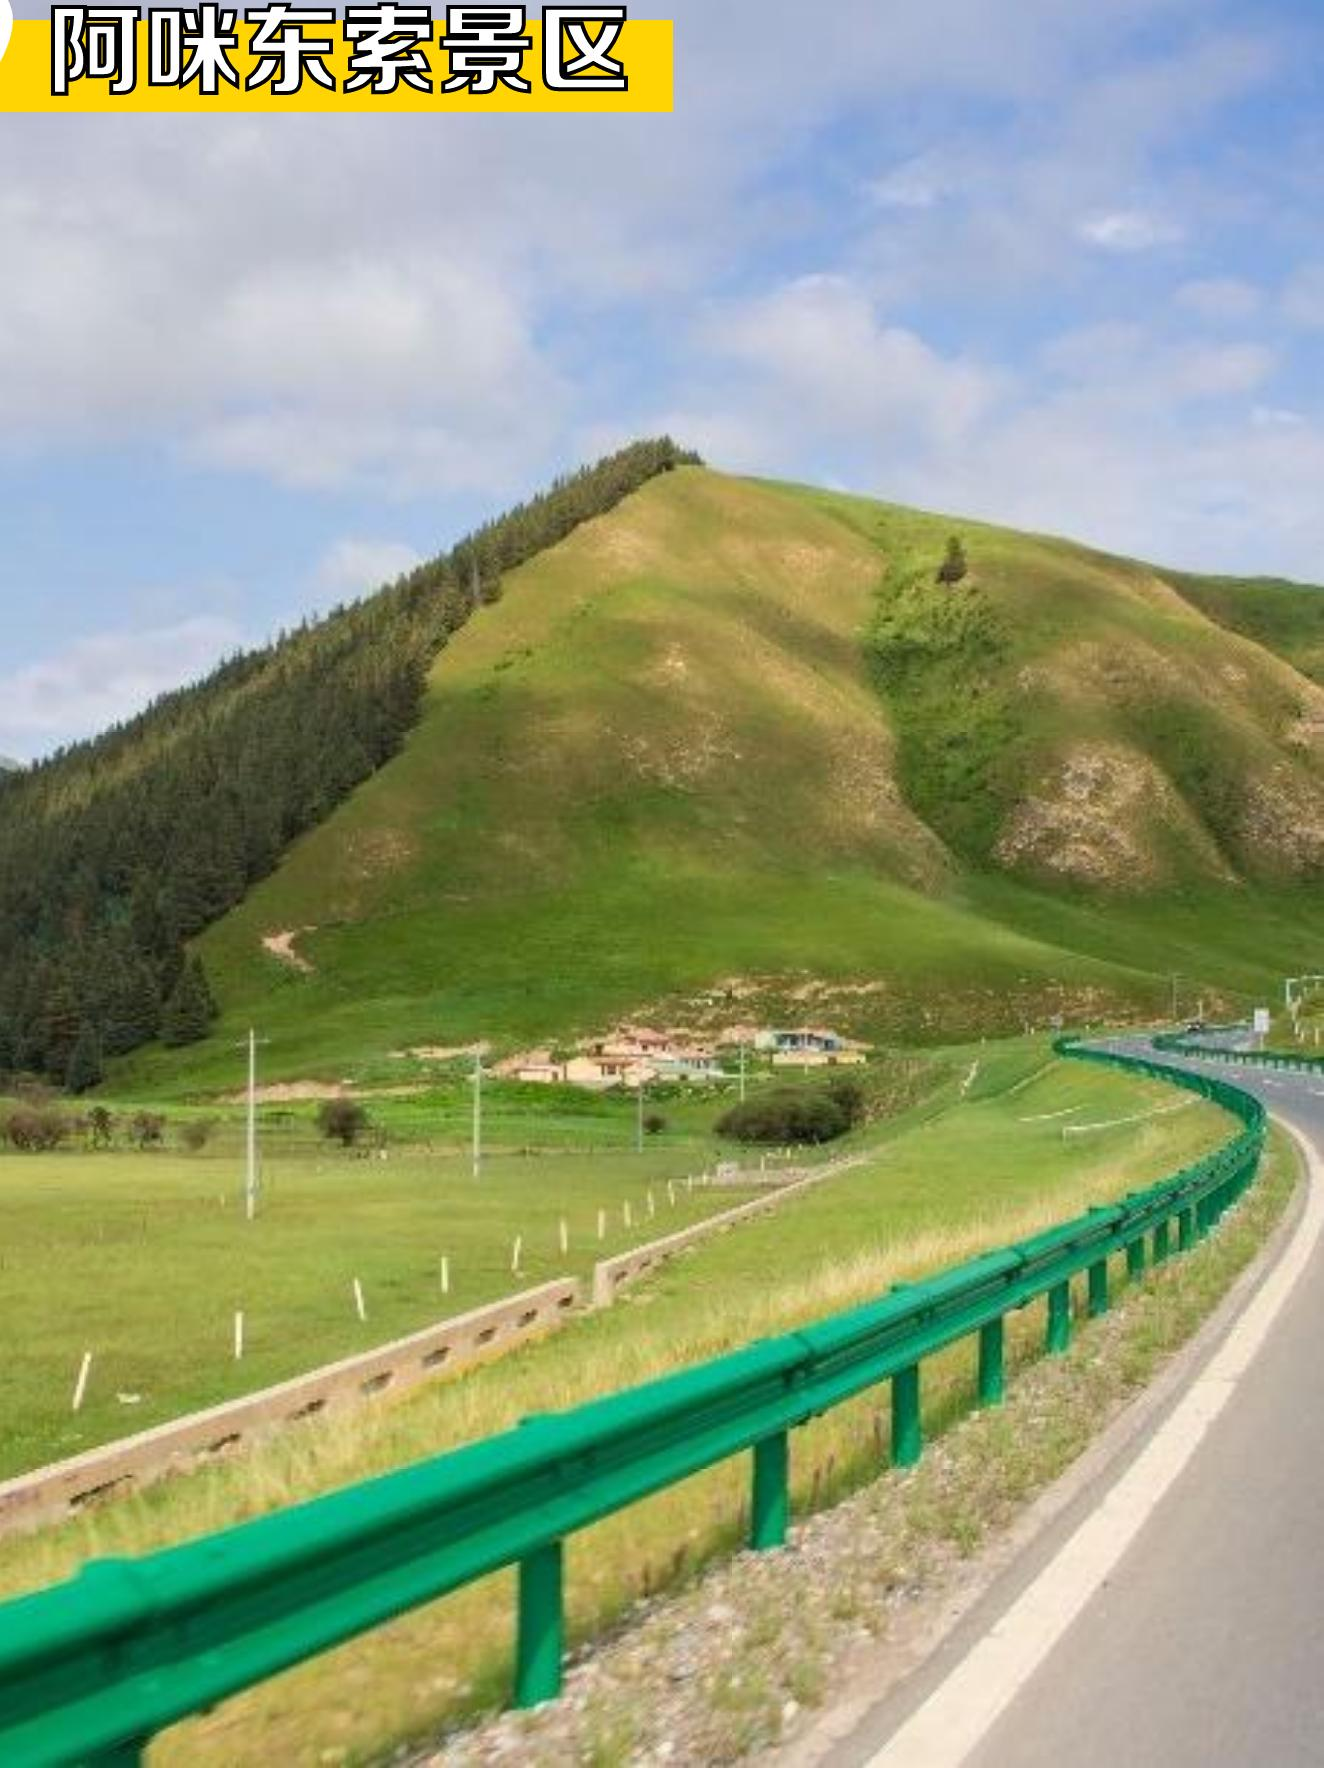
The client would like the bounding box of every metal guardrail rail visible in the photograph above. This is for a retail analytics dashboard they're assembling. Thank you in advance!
[0,1037,1266,1766]
[1154,1025,1324,1075]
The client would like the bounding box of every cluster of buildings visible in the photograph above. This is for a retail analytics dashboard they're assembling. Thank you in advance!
[500,1026,869,1091]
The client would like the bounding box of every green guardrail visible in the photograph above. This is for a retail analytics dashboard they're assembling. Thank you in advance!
[0,1037,1266,1766]
[1155,1025,1324,1076]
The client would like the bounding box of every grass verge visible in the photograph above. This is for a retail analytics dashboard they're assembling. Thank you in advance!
[429,1124,1299,1767]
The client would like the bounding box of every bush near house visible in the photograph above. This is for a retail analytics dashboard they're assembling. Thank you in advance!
[717,1076,866,1146]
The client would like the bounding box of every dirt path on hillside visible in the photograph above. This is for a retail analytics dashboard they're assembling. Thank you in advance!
[262,928,317,973]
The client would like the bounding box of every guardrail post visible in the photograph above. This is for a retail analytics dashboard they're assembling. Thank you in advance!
[1047,1282,1072,1354]
[978,1318,1005,1408]
[1126,1236,1146,1279]
[1088,1259,1109,1318]
[515,1540,564,1709]
[892,1364,922,1468]
[751,1430,790,1550]
[1153,1220,1172,1264]
[1178,1208,1195,1254]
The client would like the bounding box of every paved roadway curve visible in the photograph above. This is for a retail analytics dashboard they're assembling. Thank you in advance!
[825,1040,1324,1768]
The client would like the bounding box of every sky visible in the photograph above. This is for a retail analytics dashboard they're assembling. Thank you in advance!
[2,0,1324,760]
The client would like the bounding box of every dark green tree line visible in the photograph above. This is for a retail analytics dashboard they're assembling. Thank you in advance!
[0,440,700,1089]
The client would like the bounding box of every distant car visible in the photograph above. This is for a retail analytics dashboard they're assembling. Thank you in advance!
[1184,1020,1208,1033]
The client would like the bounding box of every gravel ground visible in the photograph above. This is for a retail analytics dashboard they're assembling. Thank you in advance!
[411,1318,1145,1768]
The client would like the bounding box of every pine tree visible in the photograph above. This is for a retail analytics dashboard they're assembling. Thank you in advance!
[39,972,83,1082]
[160,957,216,1047]
[0,441,700,1079]
[936,536,969,586]
[65,1021,103,1095]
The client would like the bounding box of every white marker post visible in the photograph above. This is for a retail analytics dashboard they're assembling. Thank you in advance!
[597,1208,607,1242]
[667,1179,676,1208]
[471,1045,484,1181]
[511,1235,523,1276]
[233,1310,245,1361]
[72,1351,92,1413]
[624,1200,633,1231]
[440,1254,451,1297]
[647,1189,655,1218]
[353,1278,367,1322]
[559,1218,569,1256]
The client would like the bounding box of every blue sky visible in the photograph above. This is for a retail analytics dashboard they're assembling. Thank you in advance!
[2,0,1324,758]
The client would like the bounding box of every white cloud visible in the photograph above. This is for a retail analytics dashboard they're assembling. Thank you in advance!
[693,275,1004,465]
[867,154,958,210]
[316,538,424,599]
[1176,278,1264,323]
[1043,324,1274,402]
[1078,210,1185,253]
[1283,265,1324,329]
[0,616,243,757]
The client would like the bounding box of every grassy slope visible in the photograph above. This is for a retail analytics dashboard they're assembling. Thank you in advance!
[114,467,1324,1093]
[0,1046,1235,1766]
[1167,571,1324,686]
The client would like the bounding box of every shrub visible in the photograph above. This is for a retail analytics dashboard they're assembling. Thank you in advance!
[716,1078,867,1146]
[318,1097,370,1147]
[179,1117,218,1152]
[6,1106,70,1152]
[87,1106,115,1149]
[643,1111,667,1137]
[129,1111,166,1150]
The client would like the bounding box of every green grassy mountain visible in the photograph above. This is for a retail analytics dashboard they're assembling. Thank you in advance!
[112,465,1324,1093]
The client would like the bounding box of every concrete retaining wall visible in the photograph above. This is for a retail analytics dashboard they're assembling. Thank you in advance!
[0,1151,867,1536]
[591,1155,865,1307]
[0,1277,580,1537]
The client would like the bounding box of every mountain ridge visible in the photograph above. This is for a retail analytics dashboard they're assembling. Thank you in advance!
[127,464,1324,1091]
[5,456,1324,1093]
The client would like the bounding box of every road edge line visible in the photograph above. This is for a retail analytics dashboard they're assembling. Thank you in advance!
[855,1117,1321,1767]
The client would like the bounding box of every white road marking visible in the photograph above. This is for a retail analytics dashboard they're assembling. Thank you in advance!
[1018,1106,1081,1124]
[1003,1062,1059,1100]
[863,1119,1323,1768]
[960,1063,980,1099]
[1062,1099,1195,1136]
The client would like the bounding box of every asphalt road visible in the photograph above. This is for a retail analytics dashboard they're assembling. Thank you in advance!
[827,1044,1324,1768]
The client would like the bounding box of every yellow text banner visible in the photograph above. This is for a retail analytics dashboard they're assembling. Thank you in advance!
[0,14,673,113]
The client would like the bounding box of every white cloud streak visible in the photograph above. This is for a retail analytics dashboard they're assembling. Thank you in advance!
[0,617,242,758]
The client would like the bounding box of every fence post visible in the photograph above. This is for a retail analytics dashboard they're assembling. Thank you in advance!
[1047,1281,1072,1354]
[978,1318,1005,1408]
[1088,1258,1109,1318]
[1127,1236,1147,1279]
[515,1540,564,1709]
[1178,1208,1195,1254]
[751,1430,789,1550]
[892,1364,922,1467]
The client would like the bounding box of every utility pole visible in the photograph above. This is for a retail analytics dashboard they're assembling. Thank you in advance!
[472,1045,484,1180]
[237,1028,269,1223]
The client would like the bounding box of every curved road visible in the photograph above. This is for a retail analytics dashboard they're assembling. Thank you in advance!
[823,1043,1324,1768]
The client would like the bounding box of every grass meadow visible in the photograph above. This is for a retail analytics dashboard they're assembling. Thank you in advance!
[0,1040,1238,1766]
